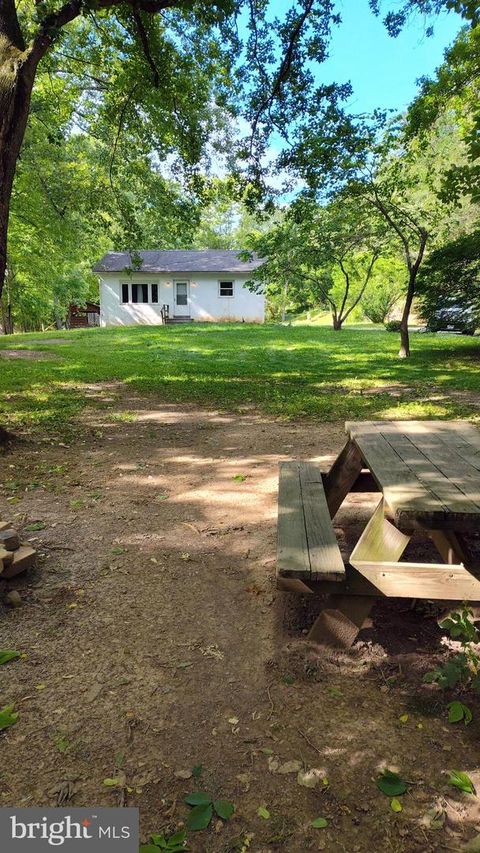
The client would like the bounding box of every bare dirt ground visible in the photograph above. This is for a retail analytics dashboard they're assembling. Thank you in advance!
[1,388,480,852]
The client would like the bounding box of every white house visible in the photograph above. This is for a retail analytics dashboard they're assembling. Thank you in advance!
[93,249,265,326]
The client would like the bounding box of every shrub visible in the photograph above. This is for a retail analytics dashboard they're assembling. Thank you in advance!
[384,320,402,332]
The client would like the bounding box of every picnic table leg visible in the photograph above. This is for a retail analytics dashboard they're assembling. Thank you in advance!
[428,530,472,566]
[323,440,364,519]
[307,594,376,649]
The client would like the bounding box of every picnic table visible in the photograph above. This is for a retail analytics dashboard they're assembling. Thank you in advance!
[277,420,480,647]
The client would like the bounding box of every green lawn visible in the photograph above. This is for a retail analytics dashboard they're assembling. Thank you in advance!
[1,323,480,436]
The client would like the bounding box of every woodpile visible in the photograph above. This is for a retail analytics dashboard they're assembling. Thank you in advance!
[0,522,36,579]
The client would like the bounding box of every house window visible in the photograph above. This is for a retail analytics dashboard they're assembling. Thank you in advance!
[219,280,234,297]
[121,283,155,304]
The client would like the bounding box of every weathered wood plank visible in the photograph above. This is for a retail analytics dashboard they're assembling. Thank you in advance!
[345,420,480,530]
[353,559,480,600]
[323,440,364,518]
[308,595,376,648]
[299,463,345,581]
[381,426,479,516]
[277,462,310,579]
[277,462,345,581]
[350,498,410,565]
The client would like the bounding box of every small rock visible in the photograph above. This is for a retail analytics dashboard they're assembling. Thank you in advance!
[297,768,324,788]
[0,529,20,551]
[174,769,192,780]
[277,760,303,775]
[5,590,22,608]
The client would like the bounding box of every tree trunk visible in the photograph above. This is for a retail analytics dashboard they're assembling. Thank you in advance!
[398,270,416,358]
[0,47,36,299]
[333,316,343,330]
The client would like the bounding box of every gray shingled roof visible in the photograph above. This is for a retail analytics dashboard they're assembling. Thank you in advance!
[93,249,263,274]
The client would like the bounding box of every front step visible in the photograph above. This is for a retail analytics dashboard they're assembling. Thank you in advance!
[166,317,193,324]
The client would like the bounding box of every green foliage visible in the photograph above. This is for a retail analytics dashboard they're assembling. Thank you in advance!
[246,197,386,330]
[385,320,402,332]
[448,770,476,795]
[361,258,405,324]
[424,607,480,692]
[406,23,480,204]
[417,231,480,322]
[376,770,408,797]
[0,705,19,731]
[311,817,328,828]
[184,791,235,831]
[142,830,189,851]
[447,700,472,725]
[0,651,20,666]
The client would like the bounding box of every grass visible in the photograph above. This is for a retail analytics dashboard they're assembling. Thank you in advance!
[0,323,480,437]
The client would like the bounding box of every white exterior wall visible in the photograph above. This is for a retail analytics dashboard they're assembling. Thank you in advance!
[98,272,265,327]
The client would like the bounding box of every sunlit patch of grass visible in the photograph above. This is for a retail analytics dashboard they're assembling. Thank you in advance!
[0,323,479,436]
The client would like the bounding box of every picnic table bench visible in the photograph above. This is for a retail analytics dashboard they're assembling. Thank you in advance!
[277,420,480,647]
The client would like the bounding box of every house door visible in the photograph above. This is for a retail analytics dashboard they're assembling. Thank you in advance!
[174,281,190,317]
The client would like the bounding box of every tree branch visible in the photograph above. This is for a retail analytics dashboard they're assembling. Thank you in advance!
[0,0,25,50]
[250,0,315,151]
[30,0,177,63]
[131,5,160,86]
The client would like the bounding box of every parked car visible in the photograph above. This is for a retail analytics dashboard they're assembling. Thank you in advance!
[426,305,478,335]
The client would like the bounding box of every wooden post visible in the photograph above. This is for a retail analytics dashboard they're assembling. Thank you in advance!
[308,595,376,648]
[323,440,364,519]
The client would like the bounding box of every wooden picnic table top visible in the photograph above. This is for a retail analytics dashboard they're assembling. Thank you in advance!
[346,420,480,532]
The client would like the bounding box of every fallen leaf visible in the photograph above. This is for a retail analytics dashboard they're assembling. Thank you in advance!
[311,817,328,828]
[257,806,270,819]
[376,770,408,797]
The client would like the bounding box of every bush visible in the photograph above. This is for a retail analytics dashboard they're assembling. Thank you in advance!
[384,320,402,332]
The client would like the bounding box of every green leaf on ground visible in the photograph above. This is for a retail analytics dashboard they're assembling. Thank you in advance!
[390,798,403,813]
[192,763,203,779]
[184,791,211,806]
[448,700,473,725]
[213,800,235,820]
[257,806,270,819]
[376,770,408,797]
[311,817,328,828]
[140,846,161,853]
[103,778,122,787]
[24,522,46,531]
[0,705,18,731]
[448,770,476,794]
[232,474,246,482]
[186,803,213,831]
[0,650,20,666]
[149,829,188,851]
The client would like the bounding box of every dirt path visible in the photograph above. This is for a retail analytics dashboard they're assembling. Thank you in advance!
[1,393,480,852]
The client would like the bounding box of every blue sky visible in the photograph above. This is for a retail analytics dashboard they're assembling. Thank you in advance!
[320,0,463,113]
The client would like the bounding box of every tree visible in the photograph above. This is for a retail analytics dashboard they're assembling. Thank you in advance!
[246,197,385,329]
[416,228,480,322]
[280,107,453,355]
[0,0,343,305]
[406,23,480,204]
[360,256,405,324]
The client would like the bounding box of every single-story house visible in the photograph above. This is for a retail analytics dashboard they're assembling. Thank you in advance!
[93,249,265,326]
